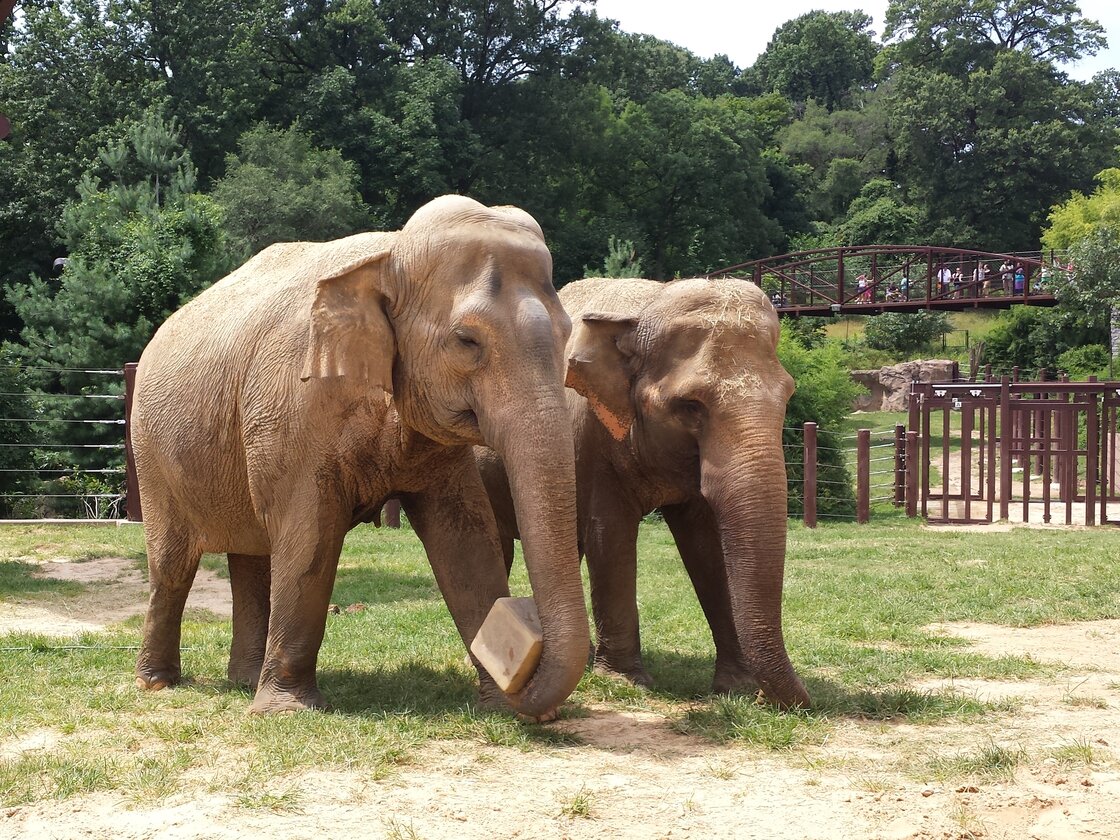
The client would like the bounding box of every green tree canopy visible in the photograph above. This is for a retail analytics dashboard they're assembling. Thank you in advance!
[752,10,879,111]
[212,123,371,257]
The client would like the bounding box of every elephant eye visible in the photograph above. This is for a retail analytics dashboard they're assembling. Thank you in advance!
[670,397,706,426]
[453,328,481,349]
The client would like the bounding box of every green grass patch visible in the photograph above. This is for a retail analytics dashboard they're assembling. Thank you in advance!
[924,740,1026,782]
[2,517,1119,798]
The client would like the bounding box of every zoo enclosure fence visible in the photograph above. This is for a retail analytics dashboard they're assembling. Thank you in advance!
[4,362,888,527]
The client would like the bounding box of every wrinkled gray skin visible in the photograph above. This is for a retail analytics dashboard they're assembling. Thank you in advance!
[133,195,589,718]
[477,277,809,709]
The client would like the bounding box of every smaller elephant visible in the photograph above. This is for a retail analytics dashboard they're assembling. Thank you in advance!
[477,277,809,709]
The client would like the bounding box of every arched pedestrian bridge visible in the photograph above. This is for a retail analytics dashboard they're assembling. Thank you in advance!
[707,246,1066,316]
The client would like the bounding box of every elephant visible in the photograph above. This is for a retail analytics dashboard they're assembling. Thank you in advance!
[131,195,590,718]
[476,276,810,709]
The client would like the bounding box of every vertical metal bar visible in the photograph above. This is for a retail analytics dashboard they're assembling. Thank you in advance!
[962,403,973,521]
[906,430,919,518]
[941,408,951,521]
[999,376,1011,521]
[124,362,142,522]
[922,388,931,519]
[1042,406,1052,525]
[1087,393,1098,526]
[857,428,870,524]
[893,423,905,506]
[987,398,997,522]
[803,422,817,529]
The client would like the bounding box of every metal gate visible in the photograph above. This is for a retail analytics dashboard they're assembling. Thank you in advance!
[909,378,1120,526]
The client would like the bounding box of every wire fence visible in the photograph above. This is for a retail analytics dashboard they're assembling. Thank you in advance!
[0,364,127,520]
[2,363,903,526]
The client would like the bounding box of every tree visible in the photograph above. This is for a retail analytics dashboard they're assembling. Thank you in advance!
[0,349,38,517]
[5,112,233,470]
[883,0,1106,75]
[583,237,643,279]
[863,311,951,354]
[752,11,879,110]
[608,91,783,279]
[212,123,371,257]
[1041,168,1120,253]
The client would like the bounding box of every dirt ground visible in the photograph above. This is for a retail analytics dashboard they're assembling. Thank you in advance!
[4,556,1120,839]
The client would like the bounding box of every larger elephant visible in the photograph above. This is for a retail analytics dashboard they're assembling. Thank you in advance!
[132,195,589,718]
[477,277,809,709]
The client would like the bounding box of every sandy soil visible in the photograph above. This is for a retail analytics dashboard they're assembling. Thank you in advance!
[4,559,1120,839]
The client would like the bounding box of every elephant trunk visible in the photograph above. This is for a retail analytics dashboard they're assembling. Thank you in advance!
[701,423,810,710]
[478,389,589,718]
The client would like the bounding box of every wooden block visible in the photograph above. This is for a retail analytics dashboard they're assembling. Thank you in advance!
[470,597,543,693]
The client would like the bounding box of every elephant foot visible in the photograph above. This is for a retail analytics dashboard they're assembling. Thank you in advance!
[227,661,262,689]
[592,656,654,690]
[249,681,328,714]
[135,664,180,691]
[711,662,761,696]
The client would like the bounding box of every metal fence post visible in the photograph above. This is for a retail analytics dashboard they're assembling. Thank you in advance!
[893,423,905,506]
[803,422,817,528]
[905,430,918,517]
[857,428,870,524]
[998,375,1011,521]
[124,362,142,522]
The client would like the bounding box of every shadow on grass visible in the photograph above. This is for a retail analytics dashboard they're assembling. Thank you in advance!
[0,560,83,597]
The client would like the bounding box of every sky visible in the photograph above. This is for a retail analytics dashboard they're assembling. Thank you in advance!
[592,0,1119,83]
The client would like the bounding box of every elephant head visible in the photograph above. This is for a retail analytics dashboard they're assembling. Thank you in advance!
[565,278,809,709]
[299,196,588,717]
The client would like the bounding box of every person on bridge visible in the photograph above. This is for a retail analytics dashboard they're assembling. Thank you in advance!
[975,263,992,297]
[1014,263,1026,294]
[937,263,953,298]
[1000,259,1014,295]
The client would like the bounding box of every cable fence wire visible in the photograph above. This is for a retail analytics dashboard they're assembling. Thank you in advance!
[0,363,128,520]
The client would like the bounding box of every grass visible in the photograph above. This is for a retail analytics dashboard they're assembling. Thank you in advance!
[924,740,1026,782]
[2,517,1120,804]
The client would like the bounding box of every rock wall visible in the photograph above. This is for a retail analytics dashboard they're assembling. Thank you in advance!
[851,360,956,411]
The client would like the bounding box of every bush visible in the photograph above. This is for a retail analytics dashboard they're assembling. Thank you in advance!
[863,311,950,354]
[1056,345,1110,379]
[778,334,859,518]
[983,306,1108,375]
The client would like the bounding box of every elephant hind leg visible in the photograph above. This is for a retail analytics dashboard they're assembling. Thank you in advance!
[136,522,203,691]
[227,553,271,688]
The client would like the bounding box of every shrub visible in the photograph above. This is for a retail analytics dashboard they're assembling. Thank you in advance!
[983,306,1108,375]
[1056,345,1110,379]
[778,334,859,518]
[863,311,950,354]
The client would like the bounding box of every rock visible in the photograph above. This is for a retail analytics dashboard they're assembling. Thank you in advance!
[851,360,957,412]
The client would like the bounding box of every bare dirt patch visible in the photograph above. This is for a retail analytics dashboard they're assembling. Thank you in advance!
[4,619,1120,838]
[0,555,230,636]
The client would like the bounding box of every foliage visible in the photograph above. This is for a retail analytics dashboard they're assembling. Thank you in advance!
[751,10,879,111]
[582,237,643,279]
[778,335,859,518]
[863,311,951,354]
[982,305,1107,374]
[780,317,829,349]
[212,123,371,258]
[4,112,233,484]
[1041,168,1120,253]
[0,349,37,517]
[1055,344,1110,379]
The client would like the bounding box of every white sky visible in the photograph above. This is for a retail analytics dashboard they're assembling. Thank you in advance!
[592,0,1119,83]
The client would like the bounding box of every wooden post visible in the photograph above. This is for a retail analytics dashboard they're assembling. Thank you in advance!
[803,422,817,529]
[382,498,402,528]
[998,375,1011,521]
[893,423,905,506]
[857,428,870,524]
[905,430,919,518]
[123,362,142,522]
[951,361,960,382]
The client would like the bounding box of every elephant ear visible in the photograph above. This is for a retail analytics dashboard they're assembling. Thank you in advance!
[565,312,638,441]
[299,232,396,394]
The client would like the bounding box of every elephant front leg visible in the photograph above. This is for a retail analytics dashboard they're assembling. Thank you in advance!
[662,500,757,696]
[400,461,514,712]
[584,500,651,688]
[227,553,271,689]
[251,507,349,714]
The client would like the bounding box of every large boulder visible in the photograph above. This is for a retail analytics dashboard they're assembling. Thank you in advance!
[851,360,956,411]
